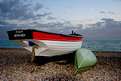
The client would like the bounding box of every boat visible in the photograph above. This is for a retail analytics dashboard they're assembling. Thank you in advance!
[73,48,97,75]
[7,29,83,57]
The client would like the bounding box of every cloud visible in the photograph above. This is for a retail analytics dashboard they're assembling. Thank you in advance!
[0,20,19,38]
[47,16,56,20]
[86,18,121,29]
[100,11,115,15]
[100,11,106,14]
[108,11,115,14]
[0,18,121,39]
[0,0,50,20]
[27,20,82,34]
[101,18,121,28]
[0,20,9,26]
[34,3,43,11]
[0,0,121,39]
[36,12,51,17]
[83,18,121,38]
[0,0,78,38]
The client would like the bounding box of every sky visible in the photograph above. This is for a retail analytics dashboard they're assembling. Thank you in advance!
[0,0,121,39]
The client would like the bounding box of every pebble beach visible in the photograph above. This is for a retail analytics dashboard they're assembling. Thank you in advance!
[0,48,121,81]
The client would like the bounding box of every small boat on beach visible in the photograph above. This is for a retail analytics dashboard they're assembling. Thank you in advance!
[7,29,83,57]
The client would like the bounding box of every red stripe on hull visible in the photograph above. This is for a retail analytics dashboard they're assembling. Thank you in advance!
[33,32,83,41]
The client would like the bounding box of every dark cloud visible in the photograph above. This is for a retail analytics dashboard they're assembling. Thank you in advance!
[0,20,18,39]
[34,3,43,11]
[47,16,56,20]
[86,18,121,29]
[23,0,28,2]
[100,11,106,14]
[0,0,50,20]
[101,18,121,28]
[0,20,9,25]
[36,12,51,17]
[100,11,115,15]
[83,18,121,38]
[108,11,115,14]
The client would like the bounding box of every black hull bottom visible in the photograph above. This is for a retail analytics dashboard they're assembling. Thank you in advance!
[34,51,76,65]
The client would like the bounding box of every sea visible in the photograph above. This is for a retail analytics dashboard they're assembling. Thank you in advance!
[0,39,121,52]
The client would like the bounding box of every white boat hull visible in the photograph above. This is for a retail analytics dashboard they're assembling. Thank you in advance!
[13,39,82,57]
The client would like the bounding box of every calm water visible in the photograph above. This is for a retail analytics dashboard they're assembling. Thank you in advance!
[0,39,121,52]
[82,39,121,52]
[0,39,22,48]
